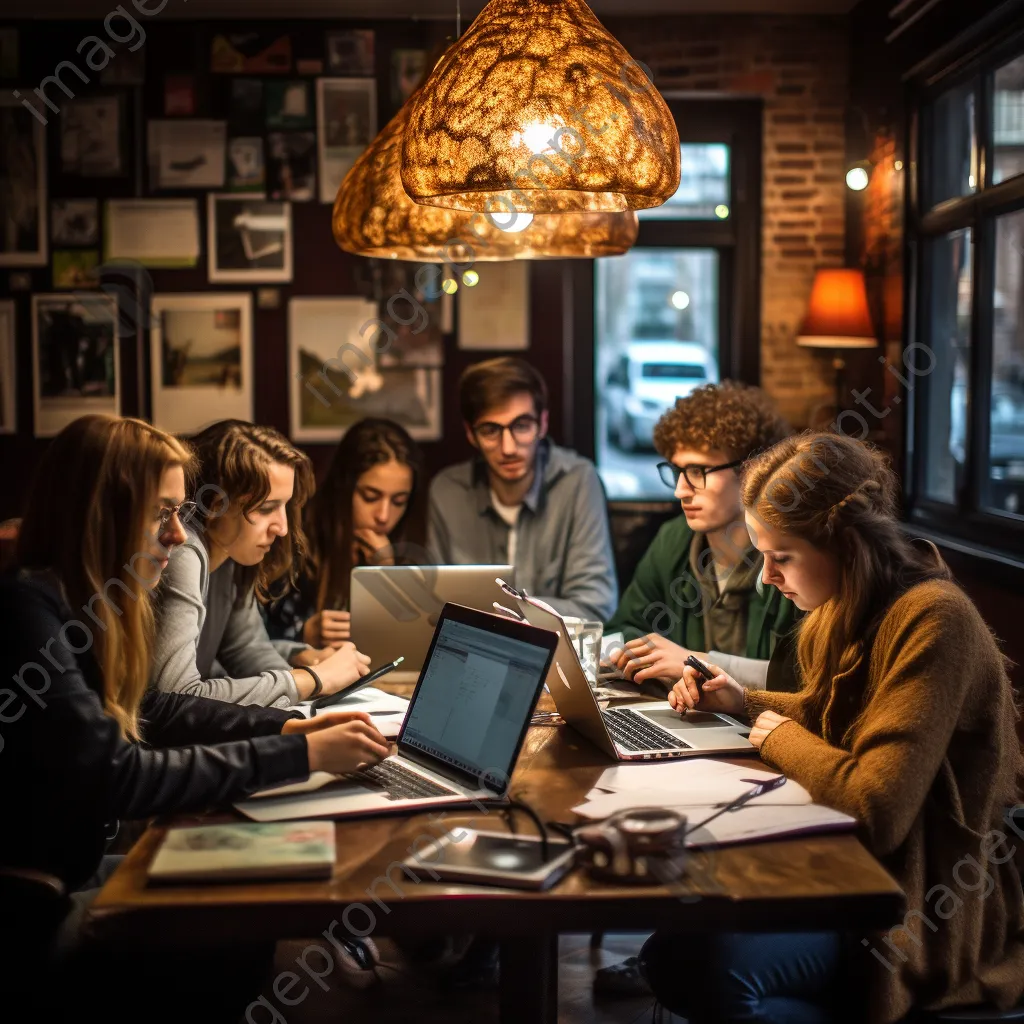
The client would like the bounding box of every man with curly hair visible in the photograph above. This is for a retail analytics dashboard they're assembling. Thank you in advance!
[605,381,799,692]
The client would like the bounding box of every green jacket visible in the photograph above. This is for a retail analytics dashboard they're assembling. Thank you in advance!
[605,515,799,661]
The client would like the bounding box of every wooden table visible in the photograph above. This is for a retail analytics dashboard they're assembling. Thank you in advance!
[90,686,905,1023]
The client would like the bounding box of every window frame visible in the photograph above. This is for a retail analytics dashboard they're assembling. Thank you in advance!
[907,25,1024,556]
[570,97,764,507]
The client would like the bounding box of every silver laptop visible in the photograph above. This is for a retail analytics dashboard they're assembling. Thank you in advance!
[511,590,755,761]
[235,602,557,822]
[350,564,513,671]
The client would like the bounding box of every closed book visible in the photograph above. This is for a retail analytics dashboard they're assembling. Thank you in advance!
[148,821,335,883]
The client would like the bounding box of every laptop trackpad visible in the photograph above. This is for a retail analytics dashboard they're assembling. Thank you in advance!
[643,709,736,732]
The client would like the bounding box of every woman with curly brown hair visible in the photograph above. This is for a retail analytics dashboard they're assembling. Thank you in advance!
[151,420,371,708]
[606,381,798,691]
[641,432,1024,1023]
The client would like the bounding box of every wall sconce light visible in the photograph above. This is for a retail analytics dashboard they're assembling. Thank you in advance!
[846,160,872,191]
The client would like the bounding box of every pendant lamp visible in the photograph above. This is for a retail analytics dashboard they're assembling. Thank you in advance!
[333,90,638,262]
[400,0,680,215]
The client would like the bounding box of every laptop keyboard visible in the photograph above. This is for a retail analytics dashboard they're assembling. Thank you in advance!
[349,760,457,801]
[602,707,693,752]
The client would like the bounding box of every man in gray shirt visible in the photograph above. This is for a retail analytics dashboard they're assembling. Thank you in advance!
[428,357,617,622]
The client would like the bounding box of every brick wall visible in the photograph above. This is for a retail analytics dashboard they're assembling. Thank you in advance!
[608,15,851,427]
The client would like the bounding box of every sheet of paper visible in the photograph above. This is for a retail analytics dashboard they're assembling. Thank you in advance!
[595,758,778,795]
[684,804,856,848]
[289,687,409,718]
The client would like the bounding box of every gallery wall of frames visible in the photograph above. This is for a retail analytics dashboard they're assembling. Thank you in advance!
[0,18,566,518]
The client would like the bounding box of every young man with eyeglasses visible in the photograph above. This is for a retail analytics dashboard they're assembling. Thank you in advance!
[605,381,799,692]
[428,356,617,622]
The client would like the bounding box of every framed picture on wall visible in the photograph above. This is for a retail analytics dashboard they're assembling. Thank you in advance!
[326,30,374,75]
[150,292,253,435]
[458,261,530,350]
[60,94,125,177]
[316,78,376,204]
[52,199,99,247]
[376,261,448,369]
[32,294,120,437]
[148,120,227,190]
[0,94,47,267]
[289,297,442,442]
[208,193,292,283]
[266,131,316,201]
[0,300,16,433]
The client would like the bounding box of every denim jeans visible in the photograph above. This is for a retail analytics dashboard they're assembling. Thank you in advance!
[640,930,848,1024]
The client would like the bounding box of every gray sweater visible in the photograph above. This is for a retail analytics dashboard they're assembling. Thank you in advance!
[151,528,304,708]
[427,439,618,622]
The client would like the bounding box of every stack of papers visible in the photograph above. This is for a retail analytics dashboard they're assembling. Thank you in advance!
[572,759,855,848]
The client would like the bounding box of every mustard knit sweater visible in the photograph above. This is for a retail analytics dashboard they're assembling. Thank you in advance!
[746,579,1024,1022]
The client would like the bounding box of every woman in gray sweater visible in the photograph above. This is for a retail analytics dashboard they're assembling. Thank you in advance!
[151,420,371,708]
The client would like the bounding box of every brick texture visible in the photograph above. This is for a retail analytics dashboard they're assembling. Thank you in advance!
[607,15,850,427]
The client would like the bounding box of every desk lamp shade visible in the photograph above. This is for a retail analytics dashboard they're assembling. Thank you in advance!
[334,89,639,261]
[400,0,681,215]
[797,269,877,349]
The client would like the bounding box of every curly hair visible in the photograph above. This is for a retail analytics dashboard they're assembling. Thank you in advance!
[652,381,791,461]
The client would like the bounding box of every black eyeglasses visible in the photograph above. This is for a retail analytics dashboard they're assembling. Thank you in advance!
[657,459,744,491]
[155,500,198,530]
[473,414,539,447]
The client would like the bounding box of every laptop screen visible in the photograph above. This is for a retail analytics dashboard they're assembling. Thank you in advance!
[400,613,552,790]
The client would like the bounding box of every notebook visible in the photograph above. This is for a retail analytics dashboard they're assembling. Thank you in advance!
[147,821,335,883]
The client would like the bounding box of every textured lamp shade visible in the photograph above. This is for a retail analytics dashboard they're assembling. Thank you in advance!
[333,93,638,261]
[797,269,877,349]
[400,0,681,215]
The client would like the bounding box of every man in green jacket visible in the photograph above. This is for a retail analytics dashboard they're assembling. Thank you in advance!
[606,381,799,690]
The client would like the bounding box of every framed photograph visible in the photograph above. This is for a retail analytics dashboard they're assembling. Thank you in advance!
[289,297,442,442]
[32,293,120,437]
[0,95,47,267]
[391,49,427,105]
[105,198,200,269]
[227,137,265,191]
[316,78,376,204]
[266,79,312,129]
[0,300,15,433]
[208,193,292,283]
[150,293,253,435]
[229,78,264,131]
[377,262,448,369]
[61,95,124,177]
[0,28,18,79]
[164,74,197,117]
[266,131,316,201]
[211,32,291,74]
[52,199,99,247]
[458,261,530,350]
[326,30,374,76]
[52,250,99,290]
[148,120,227,190]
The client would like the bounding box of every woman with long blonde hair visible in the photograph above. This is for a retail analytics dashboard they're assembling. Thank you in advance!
[641,432,1024,1023]
[0,415,388,1020]
[151,419,372,706]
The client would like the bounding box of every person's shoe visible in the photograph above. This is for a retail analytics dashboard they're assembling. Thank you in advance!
[332,936,381,989]
[593,956,653,998]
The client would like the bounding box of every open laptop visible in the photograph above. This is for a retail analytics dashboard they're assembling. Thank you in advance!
[510,589,755,761]
[350,564,513,671]
[235,602,557,822]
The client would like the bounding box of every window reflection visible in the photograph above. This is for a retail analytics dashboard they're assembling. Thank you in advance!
[639,144,730,220]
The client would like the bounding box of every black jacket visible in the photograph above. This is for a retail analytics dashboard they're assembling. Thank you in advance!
[0,573,309,891]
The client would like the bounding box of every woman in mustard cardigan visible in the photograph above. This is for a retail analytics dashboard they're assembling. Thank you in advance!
[642,432,1024,1023]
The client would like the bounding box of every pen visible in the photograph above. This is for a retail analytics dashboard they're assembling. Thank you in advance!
[686,775,787,836]
[311,656,405,716]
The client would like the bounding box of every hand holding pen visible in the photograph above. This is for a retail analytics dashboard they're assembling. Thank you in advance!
[311,656,405,716]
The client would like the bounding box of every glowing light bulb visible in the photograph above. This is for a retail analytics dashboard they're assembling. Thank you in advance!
[715,204,730,219]
[846,166,870,191]
[442,278,458,295]
[670,290,690,310]
[492,211,534,233]
[463,270,480,287]
[511,120,560,155]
